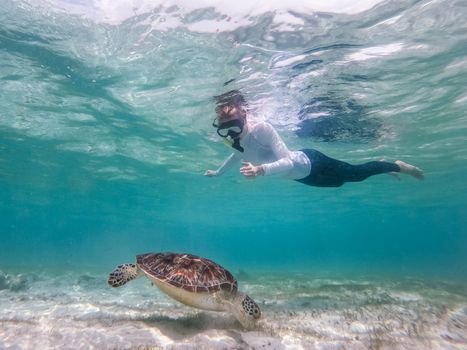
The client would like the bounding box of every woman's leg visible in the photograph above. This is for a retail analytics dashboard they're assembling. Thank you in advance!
[343,161,400,182]
[296,149,400,187]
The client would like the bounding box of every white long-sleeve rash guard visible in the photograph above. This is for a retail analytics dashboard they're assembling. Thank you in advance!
[213,121,311,180]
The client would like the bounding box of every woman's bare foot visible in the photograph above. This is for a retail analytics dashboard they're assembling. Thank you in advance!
[395,160,424,180]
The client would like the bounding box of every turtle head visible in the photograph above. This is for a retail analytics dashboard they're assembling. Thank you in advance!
[229,292,261,329]
[108,263,140,287]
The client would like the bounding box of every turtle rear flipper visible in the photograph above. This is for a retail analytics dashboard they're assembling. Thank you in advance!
[108,264,139,287]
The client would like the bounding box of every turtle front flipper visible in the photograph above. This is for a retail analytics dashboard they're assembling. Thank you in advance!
[108,263,140,287]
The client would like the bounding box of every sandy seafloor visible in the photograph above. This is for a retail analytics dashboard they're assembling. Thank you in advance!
[0,269,466,350]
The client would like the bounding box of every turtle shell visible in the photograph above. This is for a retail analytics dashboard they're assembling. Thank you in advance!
[136,252,238,294]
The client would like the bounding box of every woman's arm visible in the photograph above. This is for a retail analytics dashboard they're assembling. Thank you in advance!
[204,152,239,177]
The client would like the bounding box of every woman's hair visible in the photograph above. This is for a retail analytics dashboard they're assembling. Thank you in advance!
[213,90,247,120]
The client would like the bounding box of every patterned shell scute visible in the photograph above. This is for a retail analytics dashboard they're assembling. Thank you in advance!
[136,252,238,294]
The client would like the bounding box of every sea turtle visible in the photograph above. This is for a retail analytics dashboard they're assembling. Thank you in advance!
[108,252,261,329]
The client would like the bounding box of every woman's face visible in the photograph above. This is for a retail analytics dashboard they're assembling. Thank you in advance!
[213,104,247,141]
[213,103,247,152]
[216,105,244,123]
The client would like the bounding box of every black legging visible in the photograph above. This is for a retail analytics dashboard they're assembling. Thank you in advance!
[296,149,400,187]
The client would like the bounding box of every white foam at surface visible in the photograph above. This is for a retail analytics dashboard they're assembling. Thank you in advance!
[455,94,467,104]
[186,19,249,33]
[369,13,403,28]
[272,55,308,69]
[345,43,405,62]
[46,0,385,27]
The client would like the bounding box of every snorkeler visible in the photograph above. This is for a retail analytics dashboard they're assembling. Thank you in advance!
[204,90,424,187]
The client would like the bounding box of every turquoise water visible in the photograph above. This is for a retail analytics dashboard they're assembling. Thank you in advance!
[1,0,467,348]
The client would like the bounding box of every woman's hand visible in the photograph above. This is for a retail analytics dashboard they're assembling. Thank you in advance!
[204,170,218,177]
[240,162,264,179]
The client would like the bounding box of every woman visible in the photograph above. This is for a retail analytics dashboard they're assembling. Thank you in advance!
[204,90,424,187]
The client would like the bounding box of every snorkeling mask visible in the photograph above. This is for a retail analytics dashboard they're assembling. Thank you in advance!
[212,118,245,152]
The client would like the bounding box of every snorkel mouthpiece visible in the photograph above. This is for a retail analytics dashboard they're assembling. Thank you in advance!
[222,135,244,152]
[223,136,234,147]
